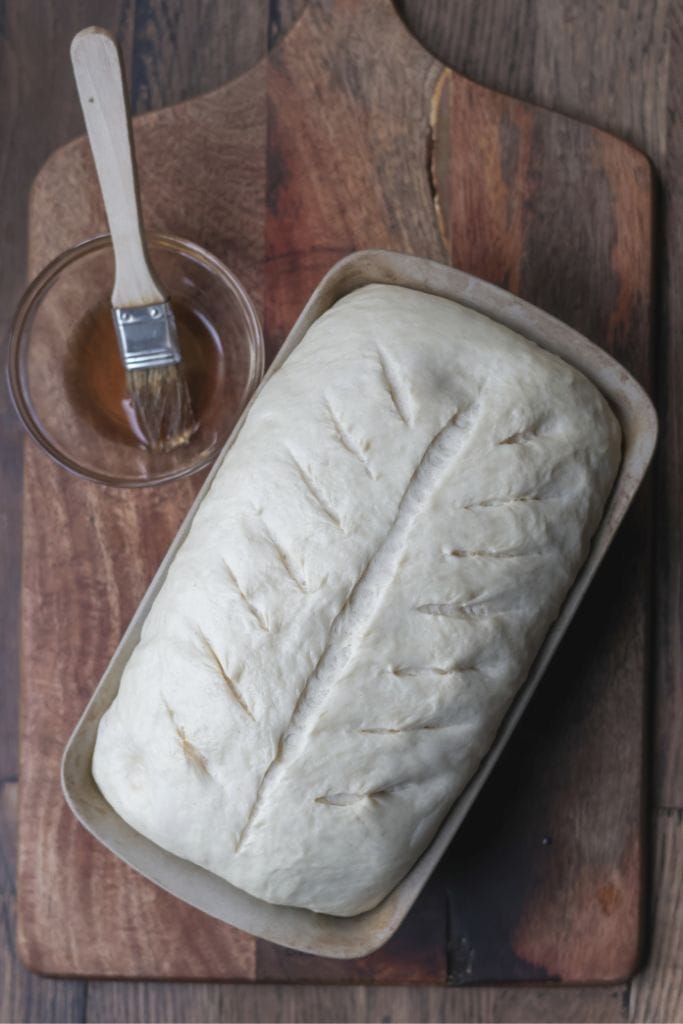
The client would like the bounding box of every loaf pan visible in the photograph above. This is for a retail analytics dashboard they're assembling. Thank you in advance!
[62,250,657,959]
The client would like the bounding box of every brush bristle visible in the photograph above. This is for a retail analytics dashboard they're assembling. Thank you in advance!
[126,363,197,452]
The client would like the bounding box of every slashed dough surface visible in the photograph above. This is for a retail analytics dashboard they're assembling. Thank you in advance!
[93,284,621,916]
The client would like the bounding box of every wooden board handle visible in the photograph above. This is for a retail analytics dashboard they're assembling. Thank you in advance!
[71,27,164,308]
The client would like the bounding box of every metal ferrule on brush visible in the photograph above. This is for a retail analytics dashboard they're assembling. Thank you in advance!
[113,301,181,370]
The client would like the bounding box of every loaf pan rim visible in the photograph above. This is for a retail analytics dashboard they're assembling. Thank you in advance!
[61,248,657,961]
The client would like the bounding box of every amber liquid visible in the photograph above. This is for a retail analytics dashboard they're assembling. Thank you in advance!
[65,299,223,447]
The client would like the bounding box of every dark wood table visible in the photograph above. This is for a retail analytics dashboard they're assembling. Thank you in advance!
[1,2,680,1021]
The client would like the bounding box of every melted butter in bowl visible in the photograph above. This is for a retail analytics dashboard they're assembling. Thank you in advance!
[66,298,224,449]
[8,232,264,486]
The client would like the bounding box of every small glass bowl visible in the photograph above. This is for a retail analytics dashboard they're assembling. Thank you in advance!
[7,233,264,487]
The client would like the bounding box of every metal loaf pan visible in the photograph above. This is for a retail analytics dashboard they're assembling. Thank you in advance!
[62,250,657,959]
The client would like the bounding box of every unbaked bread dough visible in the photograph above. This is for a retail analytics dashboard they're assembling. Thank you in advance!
[93,284,621,916]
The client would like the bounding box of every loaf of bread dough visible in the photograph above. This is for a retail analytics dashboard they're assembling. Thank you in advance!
[93,284,621,917]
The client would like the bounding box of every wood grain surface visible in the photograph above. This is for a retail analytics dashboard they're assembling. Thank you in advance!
[433,66,653,985]
[17,0,653,988]
[1,0,681,1021]
[14,0,653,990]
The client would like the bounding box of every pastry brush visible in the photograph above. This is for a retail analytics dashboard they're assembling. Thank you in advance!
[71,27,196,452]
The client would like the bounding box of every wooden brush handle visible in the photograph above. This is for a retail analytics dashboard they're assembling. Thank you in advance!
[71,27,165,308]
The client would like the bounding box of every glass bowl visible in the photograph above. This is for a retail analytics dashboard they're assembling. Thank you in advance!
[7,233,264,486]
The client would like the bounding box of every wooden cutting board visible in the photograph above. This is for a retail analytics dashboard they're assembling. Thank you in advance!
[17,0,653,984]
